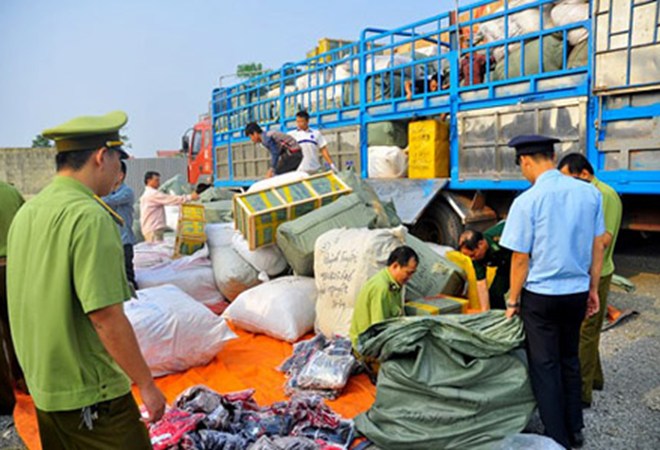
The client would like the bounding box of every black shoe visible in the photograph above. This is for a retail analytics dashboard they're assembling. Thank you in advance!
[570,431,585,448]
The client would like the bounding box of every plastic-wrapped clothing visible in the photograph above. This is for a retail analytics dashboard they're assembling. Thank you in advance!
[280,336,356,399]
[180,429,248,450]
[174,385,231,430]
[148,408,205,450]
[248,435,320,450]
[297,420,355,448]
[354,312,535,450]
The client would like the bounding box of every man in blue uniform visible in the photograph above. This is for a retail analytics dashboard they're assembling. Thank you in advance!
[501,136,605,449]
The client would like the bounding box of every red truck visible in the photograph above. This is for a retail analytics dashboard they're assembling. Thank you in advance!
[181,114,214,188]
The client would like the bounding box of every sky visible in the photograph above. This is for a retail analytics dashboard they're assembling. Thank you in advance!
[0,0,459,157]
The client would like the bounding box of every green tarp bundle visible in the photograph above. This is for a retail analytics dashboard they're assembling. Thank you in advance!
[355,312,535,450]
[493,34,564,81]
[367,120,409,148]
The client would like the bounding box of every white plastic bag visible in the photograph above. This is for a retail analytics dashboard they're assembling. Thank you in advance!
[223,276,317,342]
[126,285,237,377]
[495,433,564,450]
[368,146,408,178]
[551,1,589,45]
[314,226,407,338]
[231,233,288,277]
[135,247,226,313]
[247,171,310,193]
[210,245,261,301]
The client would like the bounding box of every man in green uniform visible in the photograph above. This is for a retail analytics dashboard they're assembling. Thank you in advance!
[458,221,511,311]
[558,153,623,407]
[0,180,24,414]
[7,111,166,449]
[350,246,419,350]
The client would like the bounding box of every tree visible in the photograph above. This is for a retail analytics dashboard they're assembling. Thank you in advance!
[236,62,266,79]
[32,134,53,148]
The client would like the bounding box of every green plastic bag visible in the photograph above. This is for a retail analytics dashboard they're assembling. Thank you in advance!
[355,312,535,450]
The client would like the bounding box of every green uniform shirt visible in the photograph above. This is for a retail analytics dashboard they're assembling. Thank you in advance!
[7,176,132,412]
[350,268,403,349]
[473,221,511,281]
[592,177,622,277]
[0,181,24,258]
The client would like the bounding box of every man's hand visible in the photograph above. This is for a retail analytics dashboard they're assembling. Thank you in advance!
[505,304,519,319]
[138,381,166,423]
[190,192,199,201]
[586,288,600,318]
[265,168,274,178]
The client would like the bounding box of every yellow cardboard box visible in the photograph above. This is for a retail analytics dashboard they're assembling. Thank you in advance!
[408,119,450,179]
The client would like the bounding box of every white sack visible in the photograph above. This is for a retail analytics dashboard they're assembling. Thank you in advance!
[135,247,226,313]
[133,237,176,269]
[368,146,408,178]
[551,1,589,45]
[223,276,317,342]
[126,285,237,377]
[247,171,310,193]
[231,233,288,277]
[206,223,236,249]
[210,245,261,301]
[314,226,407,338]
[164,205,179,231]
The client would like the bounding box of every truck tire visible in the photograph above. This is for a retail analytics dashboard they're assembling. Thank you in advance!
[410,201,463,248]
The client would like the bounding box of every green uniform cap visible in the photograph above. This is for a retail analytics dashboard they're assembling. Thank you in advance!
[42,110,130,158]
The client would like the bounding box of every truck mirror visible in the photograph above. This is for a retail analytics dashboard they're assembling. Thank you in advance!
[181,135,190,152]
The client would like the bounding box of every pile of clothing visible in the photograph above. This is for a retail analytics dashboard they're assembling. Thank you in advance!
[279,335,356,400]
[148,386,355,450]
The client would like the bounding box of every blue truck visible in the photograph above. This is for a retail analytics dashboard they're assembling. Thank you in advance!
[183,0,660,245]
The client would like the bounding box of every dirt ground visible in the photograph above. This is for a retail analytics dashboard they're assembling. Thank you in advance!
[2,231,659,449]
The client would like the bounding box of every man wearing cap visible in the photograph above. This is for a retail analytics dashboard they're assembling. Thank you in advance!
[140,171,198,243]
[6,111,166,449]
[0,180,24,415]
[500,135,605,449]
[245,122,303,178]
[558,153,623,408]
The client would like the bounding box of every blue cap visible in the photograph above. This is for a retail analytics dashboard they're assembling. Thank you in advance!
[508,135,560,156]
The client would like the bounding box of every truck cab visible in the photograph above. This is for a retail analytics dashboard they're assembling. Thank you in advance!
[182,115,214,188]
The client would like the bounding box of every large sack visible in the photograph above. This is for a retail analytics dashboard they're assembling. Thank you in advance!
[159,174,191,195]
[314,227,407,338]
[337,170,402,228]
[367,146,408,179]
[164,205,179,231]
[133,200,144,243]
[210,245,261,301]
[276,194,379,276]
[367,121,408,148]
[404,234,466,300]
[247,171,309,193]
[567,38,588,69]
[223,276,317,342]
[135,247,226,314]
[354,313,535,450]
[493,35,564,81]
[133,236,176,269]
[232,233,288,277]
[204,200,233,223]
[126,285,237,377]
[551,0,589,46]
[199,187,234,202]
[206,223,235,249]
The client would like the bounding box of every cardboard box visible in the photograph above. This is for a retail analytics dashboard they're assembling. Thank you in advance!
[408,119,450,179]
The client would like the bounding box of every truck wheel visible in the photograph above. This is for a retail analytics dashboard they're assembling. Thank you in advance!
[410,201,463,248]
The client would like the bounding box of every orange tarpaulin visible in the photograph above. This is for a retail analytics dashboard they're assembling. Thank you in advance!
[13,327,377,450]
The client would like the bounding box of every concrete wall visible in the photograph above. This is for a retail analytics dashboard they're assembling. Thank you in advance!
[0,147,57,197]
[0,148,188,198]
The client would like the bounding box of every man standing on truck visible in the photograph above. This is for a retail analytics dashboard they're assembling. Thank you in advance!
[288,111,338,173]
[500,135,605,449]
[102,161,138,290]
[244,122,303,178]
[0,180,24,415]
[458,221,511,311]
[558,152,623,408]
[6,111,166,448]
[140,171,198,242]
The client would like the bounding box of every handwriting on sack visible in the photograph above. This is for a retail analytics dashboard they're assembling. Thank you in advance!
[316,243,361,307]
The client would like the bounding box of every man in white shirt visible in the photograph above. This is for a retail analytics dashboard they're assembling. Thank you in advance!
[139,171,198,242]
[287,111,337,173]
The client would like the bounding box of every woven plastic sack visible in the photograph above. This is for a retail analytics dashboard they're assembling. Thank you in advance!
[126,285,236,376]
